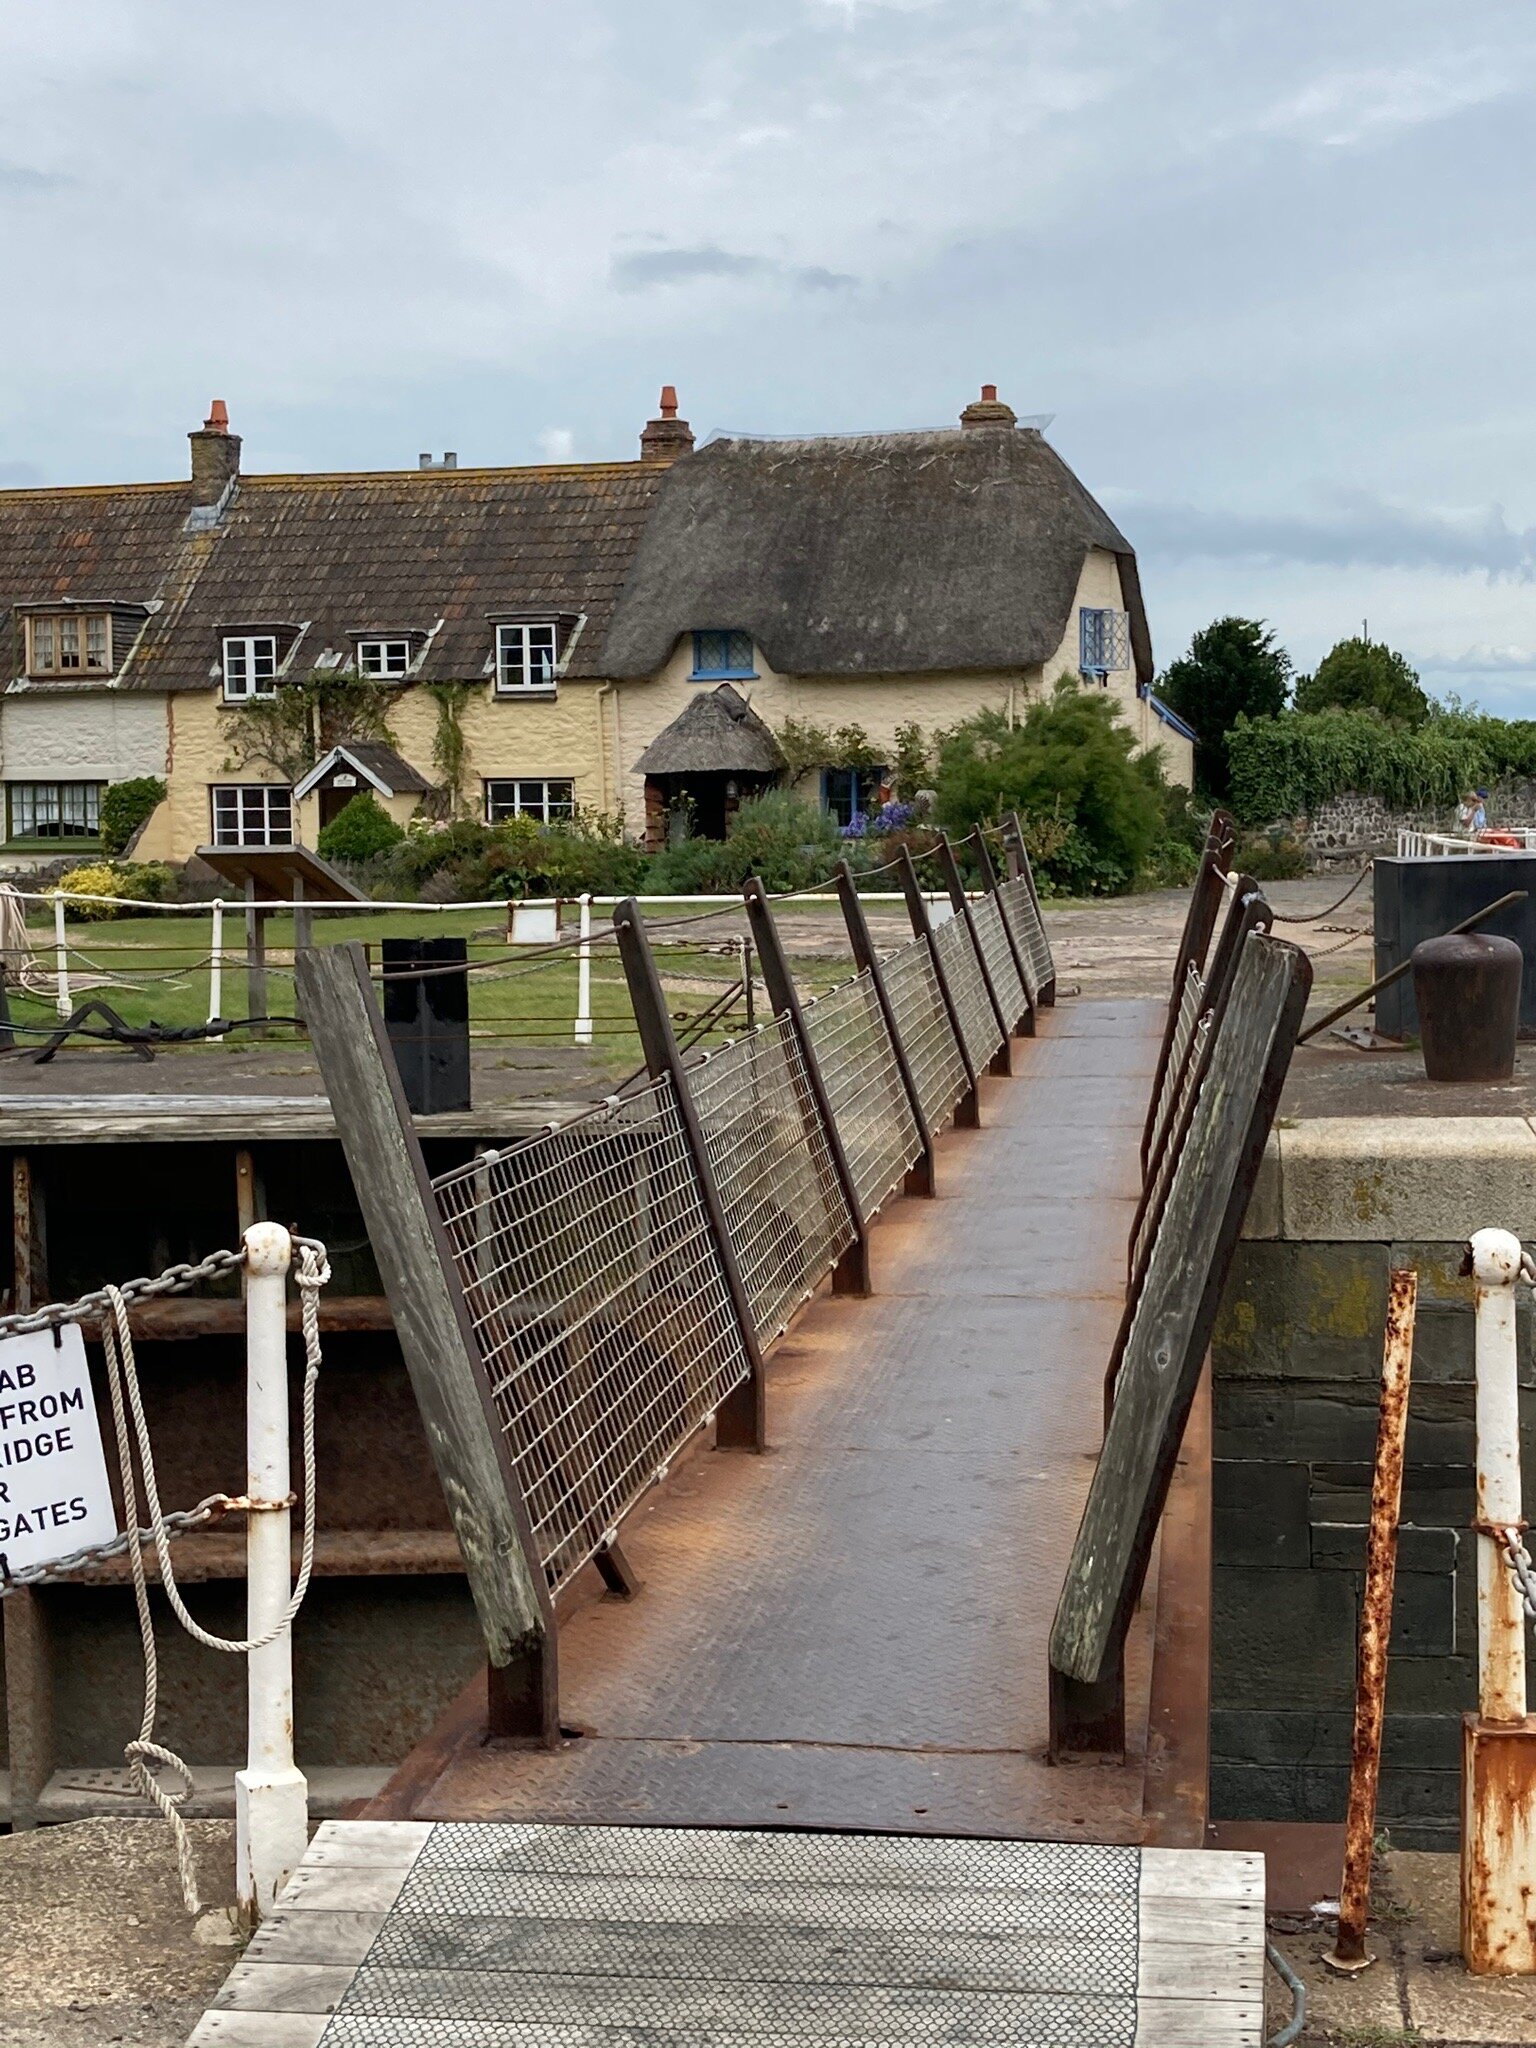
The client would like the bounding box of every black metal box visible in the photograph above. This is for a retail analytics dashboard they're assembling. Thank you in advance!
[1374,855,1536,1039]
[381,936,471,1113]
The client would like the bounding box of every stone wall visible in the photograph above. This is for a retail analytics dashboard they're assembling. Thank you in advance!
[1279,777,1536,868]
[1211,1118,1536,1850]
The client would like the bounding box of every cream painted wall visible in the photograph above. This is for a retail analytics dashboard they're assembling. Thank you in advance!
[0,688,168,786]
[610,642,1026,824]
[154,679,609,860]
[1039,548,1193,790]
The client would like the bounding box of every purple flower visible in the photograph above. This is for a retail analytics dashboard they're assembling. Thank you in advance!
[839,811,869,839]
[872,801,915,833]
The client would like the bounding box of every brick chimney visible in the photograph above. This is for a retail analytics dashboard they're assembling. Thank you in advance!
[189,398,241,504]
[640,385,695,465]
[959,383,1017,430]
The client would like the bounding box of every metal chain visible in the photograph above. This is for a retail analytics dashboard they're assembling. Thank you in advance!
[1497,1527,1536,1620]
[0,1245,246,1341]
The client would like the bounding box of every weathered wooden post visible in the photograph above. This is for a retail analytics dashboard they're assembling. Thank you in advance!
[742,877,868,1296]
[937,834,1011,1076]
[833,862,934,1198]
[896,846,978,1129]
[294,942,559,1744]
[612,898,768,1449]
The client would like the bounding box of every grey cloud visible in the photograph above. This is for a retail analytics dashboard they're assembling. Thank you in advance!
[1116,494,1536,582]
[612,245,856,293]
[0,161,68,193]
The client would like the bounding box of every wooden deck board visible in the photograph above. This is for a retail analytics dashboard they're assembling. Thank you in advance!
[190,1821,1266,2047]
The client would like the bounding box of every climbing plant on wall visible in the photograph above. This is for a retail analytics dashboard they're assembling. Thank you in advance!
[426,681,476,817]
[221,671,398,783]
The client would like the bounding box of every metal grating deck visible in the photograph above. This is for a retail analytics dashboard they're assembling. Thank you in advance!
[191,1820,1266,2047]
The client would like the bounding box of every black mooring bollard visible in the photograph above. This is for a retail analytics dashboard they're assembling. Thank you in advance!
[1412,931,1522,1082]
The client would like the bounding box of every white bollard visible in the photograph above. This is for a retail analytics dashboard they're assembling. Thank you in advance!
[53,894,71,1018]
[575,893,593,1046]
[208,900,224,1025]
[235,1222,308,1927]
[1461,1227,1536,1974]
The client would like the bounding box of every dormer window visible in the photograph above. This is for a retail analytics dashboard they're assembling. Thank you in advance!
[691,630,755,681]
[495,621,559,696]
[26,612,111,678]
[222,634,279,701]
[356,637,414,679]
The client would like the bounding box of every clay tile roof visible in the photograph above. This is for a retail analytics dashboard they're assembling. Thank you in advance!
[295,740,434,800]
[633,683,786,777]
[1,462,668,692]
[603,427,1151,684]
[0,482,197,681]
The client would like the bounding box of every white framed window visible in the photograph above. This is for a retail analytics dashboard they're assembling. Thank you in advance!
[1079,607,1130,678]
[211,784,293,848]
[25,613,111,678]
[222,634,279,701]
[6,781,103,842]
[356,637,413,678]
[494,622,559,695]
[485,778,575,825]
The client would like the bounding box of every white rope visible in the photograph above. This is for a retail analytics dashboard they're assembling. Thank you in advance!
[97,1239,329,1918]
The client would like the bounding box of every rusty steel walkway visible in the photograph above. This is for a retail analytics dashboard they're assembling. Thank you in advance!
[369,997,1205,1845]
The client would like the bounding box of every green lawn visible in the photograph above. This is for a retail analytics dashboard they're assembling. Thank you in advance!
[7,904,848,1065]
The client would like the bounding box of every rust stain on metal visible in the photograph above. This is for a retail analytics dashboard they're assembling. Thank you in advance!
[1461,1713,1536,1974]
[1328,1266,1416,1972]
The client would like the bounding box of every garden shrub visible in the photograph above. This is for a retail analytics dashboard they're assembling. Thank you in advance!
[100,776,167,854]
[58,860,176,918]
[933,687,1166,895]
[316,793,405,864]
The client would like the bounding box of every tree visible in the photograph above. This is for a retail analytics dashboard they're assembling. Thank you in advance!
[932,686,1165,895]
[1156,618,1292,800]
[1294,636,1428,726]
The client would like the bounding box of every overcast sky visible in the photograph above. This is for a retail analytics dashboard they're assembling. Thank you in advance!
[2,0,1533,707]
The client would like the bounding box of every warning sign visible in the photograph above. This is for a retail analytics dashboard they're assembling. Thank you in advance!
[0,1324,118,1574]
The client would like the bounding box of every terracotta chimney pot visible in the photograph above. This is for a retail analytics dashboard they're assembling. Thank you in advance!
[640,384,695,464]
[959,384,1018,430]
[189,397,242,504]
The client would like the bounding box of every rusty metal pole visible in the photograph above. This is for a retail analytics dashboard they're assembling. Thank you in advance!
[1327,1267,1418,1974]
[1461,1227,1536,1974]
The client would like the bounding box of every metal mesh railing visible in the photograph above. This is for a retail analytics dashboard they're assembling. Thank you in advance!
[433,1077,751,1593]
[881,938,968,1130]
[1146,959,1205,1164]
[997,874,1053,998]
[1132,1011,1210,1277]
[972,893,1028,1027]
[932,910,1003,1073]
[803,971,922,1220]
[684,1016,854,1345]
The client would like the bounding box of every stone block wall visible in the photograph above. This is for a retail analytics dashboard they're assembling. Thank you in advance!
[1211,1118,1536,1849]
[1273,776,1536,869]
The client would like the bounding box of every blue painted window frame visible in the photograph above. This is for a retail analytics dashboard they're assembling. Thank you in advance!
[1079,607,1129,677]
[691,629,756,680]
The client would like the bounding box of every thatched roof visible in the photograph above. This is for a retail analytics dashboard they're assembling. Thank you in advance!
[603,426,1152,683]
[633,683,785,777]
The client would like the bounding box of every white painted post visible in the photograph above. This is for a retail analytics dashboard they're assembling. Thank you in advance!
[52,894,71,1018]
[1471,1230,1527,1724]
[575,892,593,1046]
[1461,1226,1536,1974]
[235,1221,308,1927]
[208,900,225,1025]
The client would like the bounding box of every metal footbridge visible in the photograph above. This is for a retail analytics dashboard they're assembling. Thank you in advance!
[191,821,1302,2047]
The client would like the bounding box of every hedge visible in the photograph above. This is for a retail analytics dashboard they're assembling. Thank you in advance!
[1226,709,1536,825]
